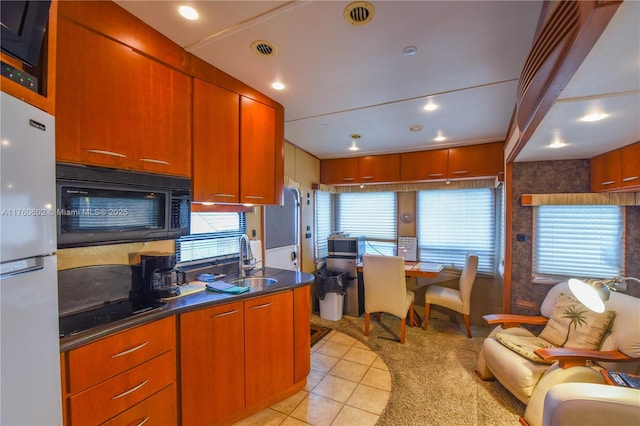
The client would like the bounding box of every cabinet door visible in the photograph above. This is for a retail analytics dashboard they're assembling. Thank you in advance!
[180,301,245,425]
[620,142,640,190]
[447,142,504,178]
[359,154,400,183]
[245,292,294,406]
[57,20,135,169]
[400,149,448,181]
[240,97,276,204]
[102,384,177,426]
[293,286,311,383]
[320,158,359,184]
[591,149,621,192]
[193,80,240,202]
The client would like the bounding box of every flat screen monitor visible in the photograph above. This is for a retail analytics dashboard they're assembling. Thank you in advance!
[1,1,51,67]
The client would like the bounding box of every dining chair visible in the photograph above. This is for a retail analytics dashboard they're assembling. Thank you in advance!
[423,253,479,337]
[362,254,415,344]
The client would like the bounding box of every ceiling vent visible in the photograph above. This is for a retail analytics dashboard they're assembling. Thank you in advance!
[250,40,277,57]
[344,1,375,26]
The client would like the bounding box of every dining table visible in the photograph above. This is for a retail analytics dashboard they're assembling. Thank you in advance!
[356,260,445,326]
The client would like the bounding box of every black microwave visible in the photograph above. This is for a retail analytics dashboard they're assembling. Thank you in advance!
[327,235,365,257]
[56,163,190,248]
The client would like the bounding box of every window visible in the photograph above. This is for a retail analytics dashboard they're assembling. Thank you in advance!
[533,205,624,279]
[337,192,397,255]
[417,188,496,273]
[175,212,246,264]
[315,191,333,260]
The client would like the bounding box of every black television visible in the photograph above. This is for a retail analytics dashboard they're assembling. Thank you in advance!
[1,0,51,67]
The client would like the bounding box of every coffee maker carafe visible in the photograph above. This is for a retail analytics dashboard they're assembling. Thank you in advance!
[140,253,186,299]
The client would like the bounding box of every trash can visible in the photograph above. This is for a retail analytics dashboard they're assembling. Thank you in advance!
[315,269,346,321]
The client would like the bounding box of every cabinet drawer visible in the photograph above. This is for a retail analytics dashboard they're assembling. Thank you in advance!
[68,316,175,393]
[101,384,177,426]
[69,351,176,426]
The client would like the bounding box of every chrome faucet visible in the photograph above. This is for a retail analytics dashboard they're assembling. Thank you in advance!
[238,234,254,277]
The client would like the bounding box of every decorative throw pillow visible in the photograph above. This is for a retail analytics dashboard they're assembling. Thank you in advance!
[538,292,615,350]
[495,333,556,364]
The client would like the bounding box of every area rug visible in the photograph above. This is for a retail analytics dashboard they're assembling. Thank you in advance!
[311,310,525,426]
[310,324,331,348]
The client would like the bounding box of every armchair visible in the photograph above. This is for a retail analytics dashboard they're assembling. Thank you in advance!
[476,281,640,426]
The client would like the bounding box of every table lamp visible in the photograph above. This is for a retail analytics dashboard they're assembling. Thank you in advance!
[568,276,640,313]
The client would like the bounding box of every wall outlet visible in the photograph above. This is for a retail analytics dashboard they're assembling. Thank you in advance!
[516,233,527,241]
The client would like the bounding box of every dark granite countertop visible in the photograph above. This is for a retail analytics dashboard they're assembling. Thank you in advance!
[59,267,314,352]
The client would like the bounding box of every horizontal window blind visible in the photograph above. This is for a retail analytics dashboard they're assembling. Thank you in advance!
[533,205,623,278]
[176,212,246,263]
[337,192,397,256]
[315,191,333,260]
[418,188,496,273]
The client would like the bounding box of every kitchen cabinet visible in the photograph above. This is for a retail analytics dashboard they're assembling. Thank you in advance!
[245,291,294,406]
[320,157,359,184]
[63,316,177,425]
[240,97,277,204]
[192,79,240,203]
[293,286,311,383]
[400,149,448,181]
[180,301,245,425]
[447,142,504,179]
[55,19,191,177]
[359,154,400,183]
[591,141,640,192]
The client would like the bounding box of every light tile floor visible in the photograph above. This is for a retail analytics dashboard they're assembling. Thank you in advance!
[233,330,391,426]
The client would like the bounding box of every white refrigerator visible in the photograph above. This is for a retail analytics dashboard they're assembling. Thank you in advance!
[0,92,62,424]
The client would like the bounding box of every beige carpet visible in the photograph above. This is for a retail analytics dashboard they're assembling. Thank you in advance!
[311,309,525,426]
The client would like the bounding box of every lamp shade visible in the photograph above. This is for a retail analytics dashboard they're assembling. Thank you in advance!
[568,278,609,313]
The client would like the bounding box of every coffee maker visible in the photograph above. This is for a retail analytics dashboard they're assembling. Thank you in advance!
[138,253,186,299]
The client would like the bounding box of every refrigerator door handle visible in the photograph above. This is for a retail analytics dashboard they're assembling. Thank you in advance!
[0,256,44,280]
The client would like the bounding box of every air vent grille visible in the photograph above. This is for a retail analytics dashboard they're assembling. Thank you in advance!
[344,2,375,26]
[250,40,277,57]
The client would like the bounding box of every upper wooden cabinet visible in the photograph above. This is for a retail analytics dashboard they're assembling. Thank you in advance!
[240,97,277,204]
[55,19,191,177]
[192,79,240,203]
[400,149,448,181]
[591,141,640,192]
[320,158,359,184]
[359,154,400,183]
[447,142,504,179]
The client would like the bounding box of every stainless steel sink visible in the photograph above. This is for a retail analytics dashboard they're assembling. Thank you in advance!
[228,277,277,287]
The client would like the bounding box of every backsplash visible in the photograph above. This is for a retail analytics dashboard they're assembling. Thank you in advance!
[57,240,175,270]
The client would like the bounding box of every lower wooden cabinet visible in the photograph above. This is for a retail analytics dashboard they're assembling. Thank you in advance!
[62,316,177,425]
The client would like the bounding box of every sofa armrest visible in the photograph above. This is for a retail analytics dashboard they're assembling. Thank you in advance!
[482,314,548,328]
[534,347,638,368]
[542,382,640,426]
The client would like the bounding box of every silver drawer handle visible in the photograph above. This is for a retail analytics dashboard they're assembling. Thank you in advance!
[213,309,239,318]
[601,180,616,186]
[360,176,374,180]
[622,176,639,182]
[111,341,149,358]
[342,177,355,181]
[84,149,126,158]
[250,303,272,310]
[112,380,148,400]
[244,196,264,200]
[135,417,150,426]
[139,158,170,165]
[428,173,444,177]
[213,193,236,198]
[452,170,469,175]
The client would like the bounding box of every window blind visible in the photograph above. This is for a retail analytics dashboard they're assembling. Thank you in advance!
[533,205,623,279]
[315,191,333,260]
[176,212,246,263]
[417,188,496,273]
[337,192,397,255]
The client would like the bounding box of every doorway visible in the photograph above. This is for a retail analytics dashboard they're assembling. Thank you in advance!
[264,187,300,271]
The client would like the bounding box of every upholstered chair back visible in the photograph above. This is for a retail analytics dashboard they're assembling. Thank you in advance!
[362,254,408,319]
[459,253,479,315]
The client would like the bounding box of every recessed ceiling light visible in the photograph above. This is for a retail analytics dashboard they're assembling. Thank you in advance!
[580,112,608,122]
[403,46,418,56]
[320,123,328,128]
[349,141,360,151]
[178,5,199,20]
[271,82,285,90]
[549,140,567,148]
[423,99,438,111]
[434,131,446,142]
[408,125,423,132]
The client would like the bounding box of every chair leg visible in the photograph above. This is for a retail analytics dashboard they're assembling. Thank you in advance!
[400,317,406,344]
[464,314,471,338]
[409,303,416,327]
[423,303,431,330]
[375,312,381,322]
[364,312,370,337]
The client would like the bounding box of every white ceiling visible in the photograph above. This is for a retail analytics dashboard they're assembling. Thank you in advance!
[115,0,640,162]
